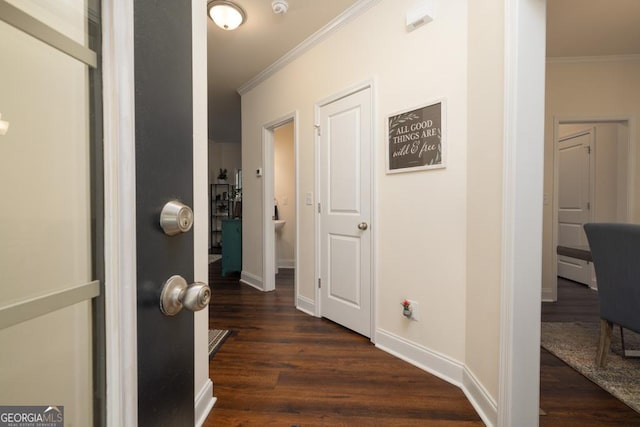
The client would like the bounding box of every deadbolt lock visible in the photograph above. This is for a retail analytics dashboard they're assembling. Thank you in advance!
[160,200,194,236]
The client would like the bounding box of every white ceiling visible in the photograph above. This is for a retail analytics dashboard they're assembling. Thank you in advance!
[206,0,640,142]
[206,0,359,142]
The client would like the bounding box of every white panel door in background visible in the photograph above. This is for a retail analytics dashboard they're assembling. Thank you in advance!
[318,86,372,338]
[557,129,592,285]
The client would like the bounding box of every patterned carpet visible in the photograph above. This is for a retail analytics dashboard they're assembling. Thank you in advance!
[541,321,640,413]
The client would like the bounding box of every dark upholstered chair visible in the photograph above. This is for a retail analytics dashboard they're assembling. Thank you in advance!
[584,223,640,367]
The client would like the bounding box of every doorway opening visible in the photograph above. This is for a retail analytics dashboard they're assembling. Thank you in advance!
[539,2,640,422]
[553,119,632,295]
[208,142,242,256]
[263,114,297,296]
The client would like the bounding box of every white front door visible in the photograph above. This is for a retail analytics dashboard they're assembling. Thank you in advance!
[318,86,373,337]
[557,129,592,285]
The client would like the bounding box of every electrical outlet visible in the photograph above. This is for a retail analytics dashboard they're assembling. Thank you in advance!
[408,300,419,321]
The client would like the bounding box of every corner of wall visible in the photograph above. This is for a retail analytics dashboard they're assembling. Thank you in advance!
[296,295,315,316]
[240,270,264,291]
[375,329,464,388]
[462,366,498,427]
[374,328,498,426]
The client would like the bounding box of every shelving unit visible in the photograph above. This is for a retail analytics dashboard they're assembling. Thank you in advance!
[210,183,232,253]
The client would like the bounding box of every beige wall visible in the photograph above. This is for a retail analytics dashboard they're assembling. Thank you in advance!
[274,122,295,267]
[242,0,508,415]
[465,0,504,403]
[243,0,469,363]
[542,57,640,299]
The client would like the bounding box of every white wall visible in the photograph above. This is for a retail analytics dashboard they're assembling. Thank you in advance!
[465,0,503,413]
[242,0,469,371]
[542,56,640,299]
[274,122,295,268]
[208,141,241,185]
[239,0,521,423]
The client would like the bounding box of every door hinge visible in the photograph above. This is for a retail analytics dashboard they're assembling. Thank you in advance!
[318,202,321,214]
[586,145,591,154]
[587,201,591,210]
[314,124,321,136]
[318,278,321,288]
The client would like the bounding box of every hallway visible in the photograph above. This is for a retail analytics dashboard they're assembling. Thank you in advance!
[204,262,482,426]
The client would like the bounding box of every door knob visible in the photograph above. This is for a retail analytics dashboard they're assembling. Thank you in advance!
[358,222,368,230]
[160,200,194,236]
[160,275,211,316]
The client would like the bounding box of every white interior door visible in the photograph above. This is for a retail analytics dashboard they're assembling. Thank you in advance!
[0,2,100,425]
[318,86,372,337]
[557,129,592,285]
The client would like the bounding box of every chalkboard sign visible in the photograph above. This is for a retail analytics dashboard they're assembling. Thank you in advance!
[387,100,445,173]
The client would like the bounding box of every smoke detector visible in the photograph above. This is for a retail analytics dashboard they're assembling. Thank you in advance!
[271,0,288,15]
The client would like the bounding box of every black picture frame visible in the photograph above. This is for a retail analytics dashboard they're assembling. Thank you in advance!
[386,99,446,173]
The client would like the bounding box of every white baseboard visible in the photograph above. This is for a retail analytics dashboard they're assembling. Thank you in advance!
[240,270,264,291]
[278,259,295,269]
[296,295,316,316]
[375,329,497,426]
[541,288,556,302]
[194,379,215,427]
[462,366,497,427]
[375,329,464,386]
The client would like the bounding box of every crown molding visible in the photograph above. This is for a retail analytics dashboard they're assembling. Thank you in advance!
[237,0,381,96]
[546,54,640,64]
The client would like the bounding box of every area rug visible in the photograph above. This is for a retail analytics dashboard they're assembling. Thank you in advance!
[541,321,640,413]
[208,329,230,359]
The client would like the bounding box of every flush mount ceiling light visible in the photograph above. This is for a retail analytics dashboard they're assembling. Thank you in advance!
[208,0,246,31]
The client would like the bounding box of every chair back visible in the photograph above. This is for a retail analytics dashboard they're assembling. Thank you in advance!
[584,223,640,332]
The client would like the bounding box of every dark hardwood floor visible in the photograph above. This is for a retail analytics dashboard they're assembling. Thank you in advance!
[541,277,600,323]
[205,267,640,426]
[539,278,640,426]
[204,262,482,426]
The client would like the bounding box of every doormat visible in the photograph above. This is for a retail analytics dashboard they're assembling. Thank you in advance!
[541,321,640,413]
[208,329,230,359]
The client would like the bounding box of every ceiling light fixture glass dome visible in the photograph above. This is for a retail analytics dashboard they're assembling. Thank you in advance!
[208,0,246,31]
